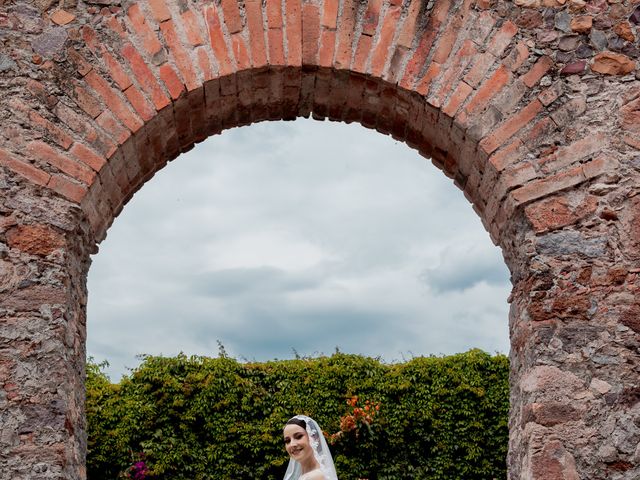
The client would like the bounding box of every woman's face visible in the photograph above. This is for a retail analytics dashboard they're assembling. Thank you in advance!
[283,424,314,464]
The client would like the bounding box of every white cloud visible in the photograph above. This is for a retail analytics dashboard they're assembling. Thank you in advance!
[87,118,511,380]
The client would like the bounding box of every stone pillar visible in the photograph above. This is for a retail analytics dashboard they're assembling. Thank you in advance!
[506,187,640,480]
[0,172,91,480]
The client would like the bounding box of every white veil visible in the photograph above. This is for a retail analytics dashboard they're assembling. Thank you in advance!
[283,415,338,480]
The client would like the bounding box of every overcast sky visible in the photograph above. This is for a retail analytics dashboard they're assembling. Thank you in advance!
[86,118,512,380]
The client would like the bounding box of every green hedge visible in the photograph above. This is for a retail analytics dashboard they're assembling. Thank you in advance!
[86,350,509,479]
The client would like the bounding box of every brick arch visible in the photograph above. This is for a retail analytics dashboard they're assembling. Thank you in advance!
[0,0,639,479]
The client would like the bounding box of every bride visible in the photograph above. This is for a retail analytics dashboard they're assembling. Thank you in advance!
[283,415,339,480]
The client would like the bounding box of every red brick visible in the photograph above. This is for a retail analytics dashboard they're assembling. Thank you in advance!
[442,81,473,117]
[96,110,131,145]
[69,142,107,172]
[66,49,93,76]
[431,0,473,63]
[0,148,50,186]
[9,99,73,150]
[119,135,144,183]
[521,56,553,88]
[102,51,133,90]
[322,0,339,29]
[399,0,450,88]
[479,99,543,155]
[492,79,527,116]
[196,47,215,81]
[146,118,170,168]
[334,0,358,69]
[231,34,251,70]
[432,21,463,65]
[416,62,442,96]
[172,94,194,149]
[369,6,401,76]
[510,165,585,206]
[97,163,123,210]
[121,43,171,110]
[344,73,366,122]
[54,104,116,158]
[459,65,511,122]
[464,51,496,87]
[53,103,96,144]
[429,39,477,108]
[246,0,268,68]
[147,0,172,22]
[85,70,143,132]
[524,194,598,233]
[359,78,379,126]
[180,9,204,46]
[582,155,618,179]
[268,28,286,65]
[108,151,131,194]
[124,85,156,121]
[27,140,96,185]
[496,161,538,199]
[504,41,529,72]
[352,34,373,73]
[286,0,302,67]
[188,86,208,142]
[317,29,335,70]
[81,195,108,236]
[362,0,383,36]
[487,20,518,57]
[204,5,233,76]
[326,73,349,120]
[312,68,331,111]
[160,20,199,91]
[81,25,100,52]
[221,0,243,34]
[469,10,496,45]
[220,74,238,96]
[397,0,421,48]
[6,224,65,255]
[523,116,555,147]
[539,133,607,174]
[127,3,163,56]
[266,0,283,28]
[478,139,523,200]
[26,79,50,105]
[265,69,285,119]
[106,15,126,37]
[538,81,563,107]
[158,63,185,99]
[302,3,321,65]
[375,84,396,132]
[47,174,87,203]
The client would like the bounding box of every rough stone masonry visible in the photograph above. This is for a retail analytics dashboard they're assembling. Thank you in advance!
[0,0,639,478]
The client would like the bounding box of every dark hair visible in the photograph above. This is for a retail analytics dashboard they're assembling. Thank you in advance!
[285,417,306,430]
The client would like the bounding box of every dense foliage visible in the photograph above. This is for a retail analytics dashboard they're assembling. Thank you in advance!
[86,350,509,480]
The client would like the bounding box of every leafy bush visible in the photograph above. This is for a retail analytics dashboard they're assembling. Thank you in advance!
[86,350,509,479]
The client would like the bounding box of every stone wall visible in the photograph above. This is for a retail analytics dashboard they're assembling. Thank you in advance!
[0,0,638,478]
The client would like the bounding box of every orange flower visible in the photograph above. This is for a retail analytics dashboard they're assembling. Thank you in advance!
[340,414,356,432]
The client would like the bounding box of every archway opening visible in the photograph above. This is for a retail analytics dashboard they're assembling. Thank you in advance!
[87,118,511,379]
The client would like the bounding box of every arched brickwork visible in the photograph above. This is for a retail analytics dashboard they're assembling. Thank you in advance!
[0,0,639,478]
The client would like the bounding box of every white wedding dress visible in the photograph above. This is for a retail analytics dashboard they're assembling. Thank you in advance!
[300,469,324,480]
[283,416,338,480]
